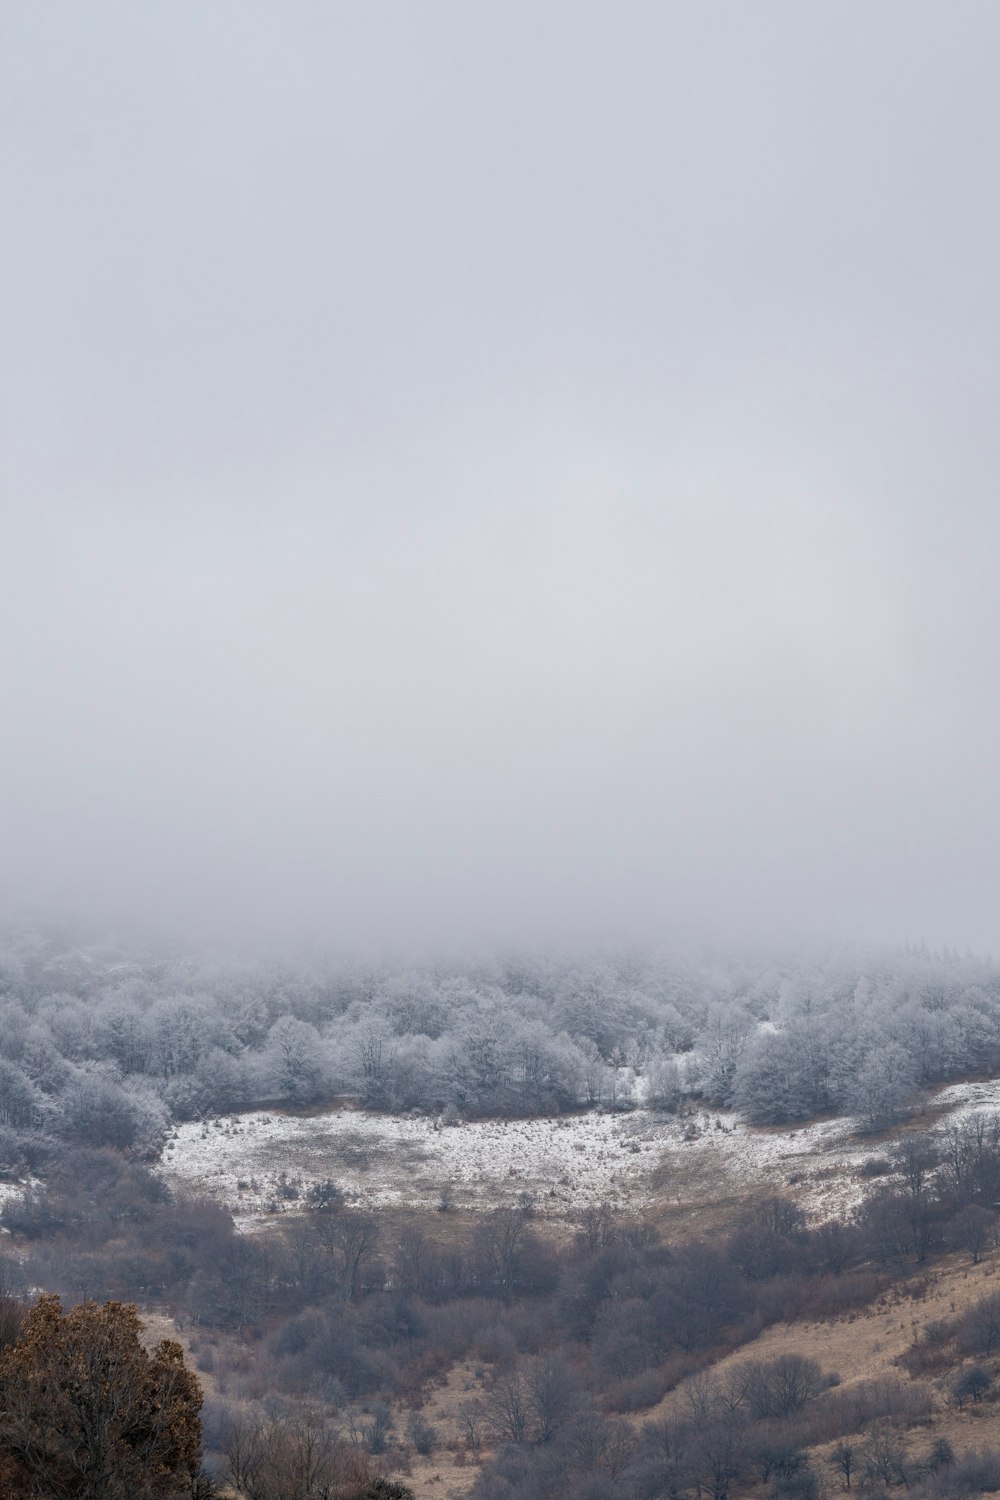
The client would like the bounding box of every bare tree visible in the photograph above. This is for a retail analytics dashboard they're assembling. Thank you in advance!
[740,1354,824,1419]
[483,1369,531,1445]
[456,1398,486,1452]
[364,1402,394,1455]
[225,1411,372,1500]
[950,1204,998,1265]
[352,1028,394,1109]
[862,1423,908,1489]
[828,1441,857,1490]
[392,1225,428,1296]
[524,1353,582,1442]
[681,1369,724,1426]
[404,1410,437,1455]
[894,1133,938,1202]
[690,1418,748,1500]
[475,1206,528,1299]
[597,1416,637,1479]
[224,1418,267,1500]
[960,1290,1000,1356]
[279,1216,330,1303]
[312,1209,379,1302]
[577,1203,619,1253]
[304,1177,344,1214]
[816,1217,853,1274]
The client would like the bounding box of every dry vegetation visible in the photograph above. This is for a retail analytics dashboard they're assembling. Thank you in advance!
[143,1102,1000,1498]
[328,1212,1000,1500]
[140,1237,1000,1500]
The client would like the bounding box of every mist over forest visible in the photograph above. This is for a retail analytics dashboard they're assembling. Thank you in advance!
[5,2,1000,1497]
[0,923,998,1164]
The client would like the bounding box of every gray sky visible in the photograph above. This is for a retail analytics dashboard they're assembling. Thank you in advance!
[3,2,1000,952]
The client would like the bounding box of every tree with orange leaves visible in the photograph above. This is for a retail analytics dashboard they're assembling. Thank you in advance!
[0,1295,204,1499]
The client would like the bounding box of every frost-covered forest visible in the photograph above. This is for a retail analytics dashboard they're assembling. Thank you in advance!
[1,923,999,1177]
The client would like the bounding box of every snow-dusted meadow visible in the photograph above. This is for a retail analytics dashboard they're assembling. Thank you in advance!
[0,1179,37,1219]
[155,1077,1000,1231]
[152,1106,882,1227]
[160,1108,661,1226]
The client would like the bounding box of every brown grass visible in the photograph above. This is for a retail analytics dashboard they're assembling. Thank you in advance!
[396,1248,1000,1497]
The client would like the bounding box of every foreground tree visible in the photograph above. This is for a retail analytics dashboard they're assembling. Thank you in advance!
[0,1295,203,1500]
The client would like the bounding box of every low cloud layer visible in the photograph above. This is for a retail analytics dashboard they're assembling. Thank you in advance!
[3,3,1000,952]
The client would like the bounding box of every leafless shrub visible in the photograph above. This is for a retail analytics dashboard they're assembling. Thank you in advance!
[959,1291,1000,1357]
[404,1410,437,1455]
[731,1355,826,1420]
[457,1398,486,1452]
[950,1205,1000,1265]
[952,1364,993,1408]
[364,1402,394,1454]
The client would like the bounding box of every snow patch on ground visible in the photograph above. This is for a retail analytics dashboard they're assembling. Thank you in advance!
[157,1080,1000,1231]
[158,1106,872,1229]
[160,1109,663,1227]
[668,1110,875,1221]
[0,1178,40,1233]
[930,1079,1000,1114]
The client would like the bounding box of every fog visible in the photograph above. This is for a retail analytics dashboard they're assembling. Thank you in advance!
[2,2,1000,952]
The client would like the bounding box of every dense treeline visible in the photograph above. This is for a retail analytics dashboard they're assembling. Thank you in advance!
[1,924,999,1177]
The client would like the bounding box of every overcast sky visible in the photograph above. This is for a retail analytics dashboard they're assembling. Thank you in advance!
[2,2,1000,952]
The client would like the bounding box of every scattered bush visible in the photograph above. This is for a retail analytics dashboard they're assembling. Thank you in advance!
[404,1410,437,1455]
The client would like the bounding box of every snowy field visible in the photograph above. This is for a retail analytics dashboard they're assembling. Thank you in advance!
[160,1109,662,1226]
[153,1104,887,1227]
[931,1078,1000,1114]
[152,1102,878,1229]
[156,1078,1000,1231]
[0,1179,37,1222]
